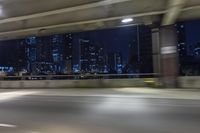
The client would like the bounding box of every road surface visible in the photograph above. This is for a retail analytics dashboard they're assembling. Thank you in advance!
[0,89,200,133]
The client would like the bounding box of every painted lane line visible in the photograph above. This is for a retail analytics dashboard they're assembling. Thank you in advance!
[0,91,40,102]
[0,123,17,128]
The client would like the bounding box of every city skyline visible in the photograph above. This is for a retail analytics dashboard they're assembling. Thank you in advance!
[0,25,153,75]
[0,20,199,76]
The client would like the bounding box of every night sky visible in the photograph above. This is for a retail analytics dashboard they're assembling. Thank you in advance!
[0,40,19,66]
[185,20,200,45]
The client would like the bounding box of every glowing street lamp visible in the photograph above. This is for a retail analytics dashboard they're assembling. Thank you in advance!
[121,18,133,23]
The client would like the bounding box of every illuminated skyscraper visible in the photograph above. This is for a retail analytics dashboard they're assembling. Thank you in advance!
[51,34,73,74]
[108,52,123,74]
[175,23,187,57]
[64,34,73,73]
[25,36,53,74]
[25,37,37,73]
[79,39,91,72]
[138,25,153,74]
[79,39,106,73]
[51,34,63,73]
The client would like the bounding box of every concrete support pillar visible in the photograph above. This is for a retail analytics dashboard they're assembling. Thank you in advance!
[152,28,161,75]
[160,25,179,88]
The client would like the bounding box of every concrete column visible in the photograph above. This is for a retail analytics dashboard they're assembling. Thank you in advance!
[152,28,161,75]
[160,25,179,88]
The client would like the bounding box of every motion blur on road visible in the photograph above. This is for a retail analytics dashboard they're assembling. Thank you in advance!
[0,88,200,133]
[0,0,200,132]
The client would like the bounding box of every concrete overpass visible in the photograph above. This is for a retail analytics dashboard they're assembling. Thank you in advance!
[0,0,200,87]
[0,0,199,39]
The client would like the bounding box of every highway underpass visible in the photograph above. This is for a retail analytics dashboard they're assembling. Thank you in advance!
[0,1,200,132]
[0,0,199,39]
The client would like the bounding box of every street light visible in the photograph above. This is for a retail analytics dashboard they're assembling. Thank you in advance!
[121,18,133,23]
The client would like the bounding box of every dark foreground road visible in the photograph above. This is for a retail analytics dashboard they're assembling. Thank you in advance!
[0,89,200,133]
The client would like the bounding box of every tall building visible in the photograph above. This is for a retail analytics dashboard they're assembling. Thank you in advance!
[138,25,153,73]
[175,23,187,57]
[25,37,37,73]
[25,36,53,74]
[51,34,64,73]
[63,34,73,73]
[79,39,92,73]
[37,37,52,63]
[88,44,98,72]
[194,42,200,58]
[24,34,73,75]
[34,36,53,74]
[175,22,190,75]
[79,39,106,73]
[127,25,153,74]
[51,34,73,74]
[13,39,27,72]
[126,29,139,73]
[108,52,123,74]
[96,45,107,73]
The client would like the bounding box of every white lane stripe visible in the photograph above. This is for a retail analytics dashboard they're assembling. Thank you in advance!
[37,94,200,100]
[0,91,40,101]
[36,94,200,99]
[0,123,17,128]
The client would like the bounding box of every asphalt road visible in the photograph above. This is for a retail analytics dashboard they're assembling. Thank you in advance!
[0,90,200,133]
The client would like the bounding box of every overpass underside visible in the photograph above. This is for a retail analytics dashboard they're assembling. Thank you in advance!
[0,0,200,88]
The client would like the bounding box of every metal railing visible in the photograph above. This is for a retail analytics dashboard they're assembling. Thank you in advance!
[0,73,160,81]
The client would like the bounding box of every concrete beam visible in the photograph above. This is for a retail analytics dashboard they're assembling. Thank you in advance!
[182,5,200,11]
[162,0,187,26]
[0,0,131,24]
[0,10,166,39]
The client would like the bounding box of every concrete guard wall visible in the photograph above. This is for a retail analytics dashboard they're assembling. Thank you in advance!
[0,77,199,89]
[178,77,200,89]
[0,79,147,88]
